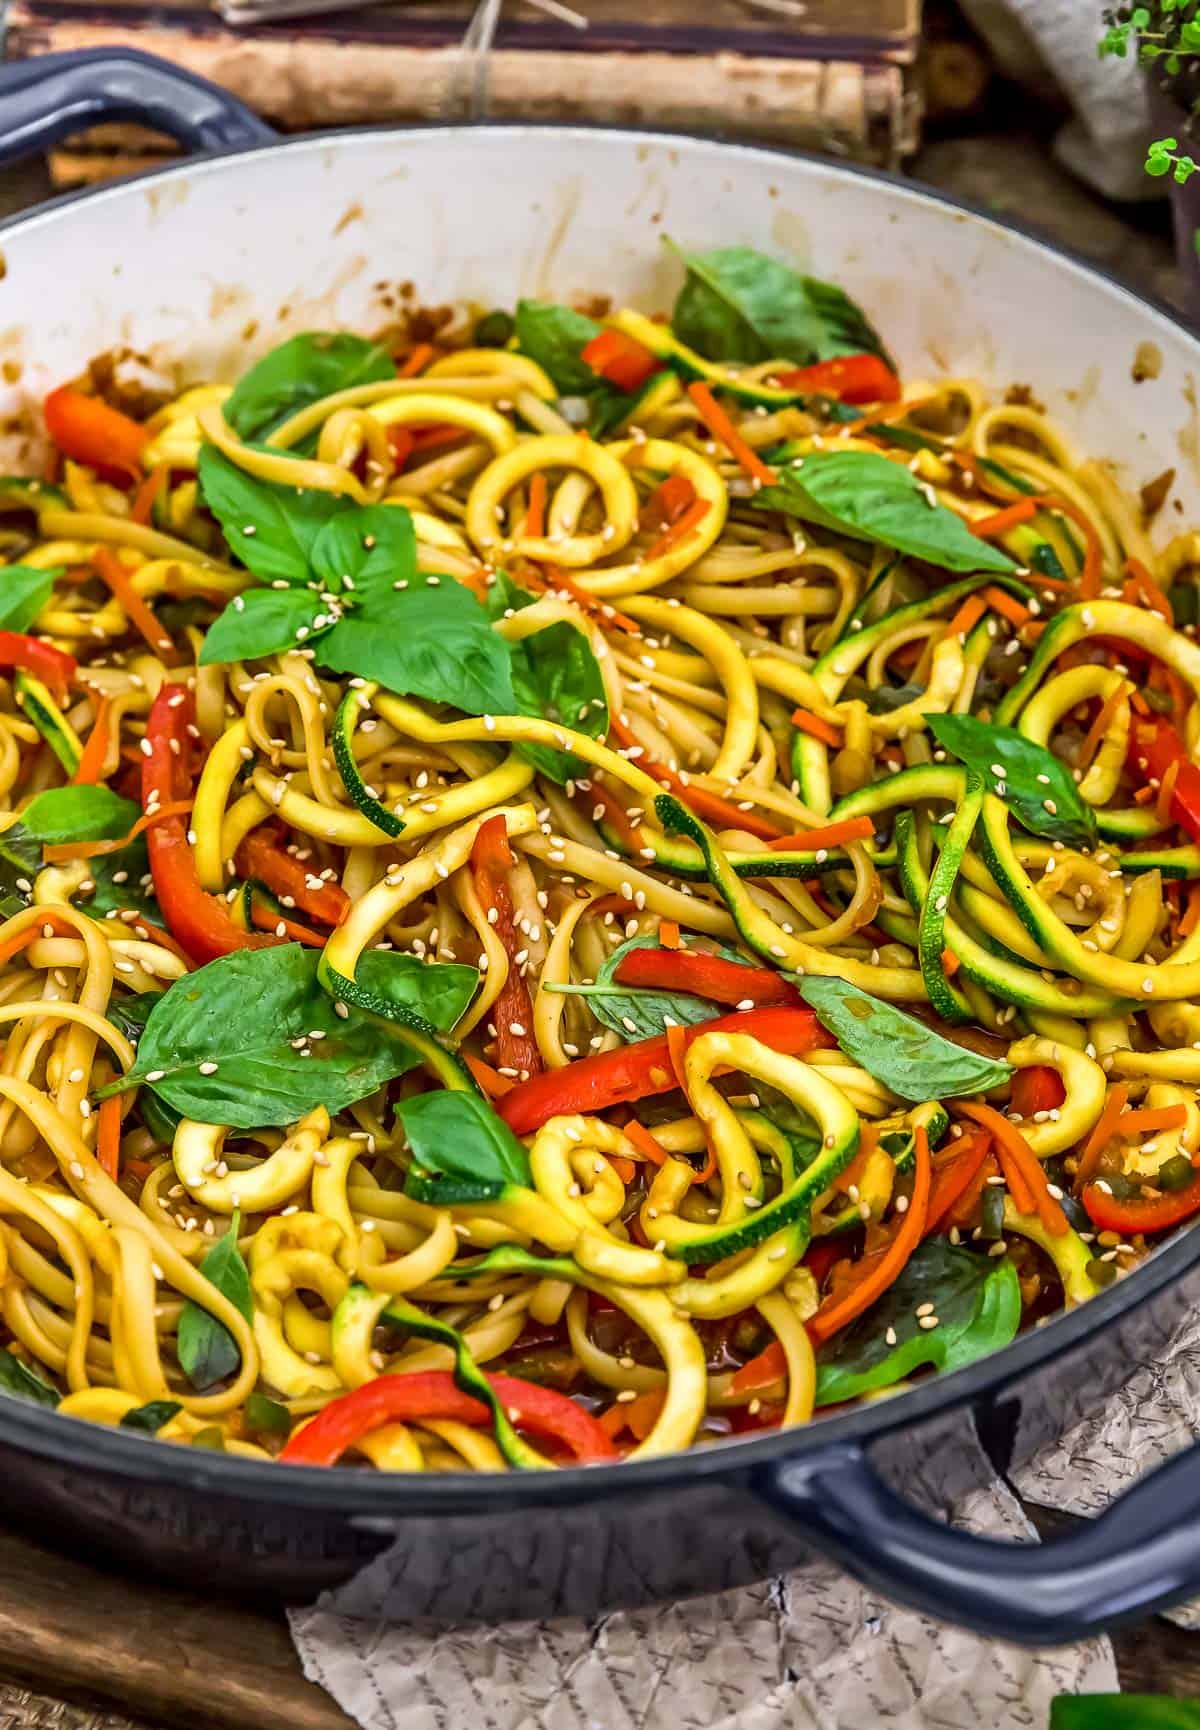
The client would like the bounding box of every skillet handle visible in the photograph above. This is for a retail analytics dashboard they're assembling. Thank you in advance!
[0,48,275,167]
[757,1436,1200,1644]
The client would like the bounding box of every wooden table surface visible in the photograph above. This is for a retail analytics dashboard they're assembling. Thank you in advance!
[0,130,1196,1724]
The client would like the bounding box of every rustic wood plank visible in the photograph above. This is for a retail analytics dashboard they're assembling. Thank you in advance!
[0,1529,351,1730]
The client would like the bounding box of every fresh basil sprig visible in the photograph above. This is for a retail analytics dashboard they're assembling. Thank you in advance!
[197,446,344,586]
[176,1211,253,1391]
[754,451,1017,575]
[0,1345,60,1408]
[98,944,477,1130]
[546,932,724,1041]
[487,574,609,782]
[0,564,59,633]
[814,1239,1021,1406]
[927,713,1097,849]
[120,1399,184,1433]
[224,332,395,442]
[798,976,1013,1101]
[669,242,892,368]
[398,1090,532,1204]
[20,785,139,845]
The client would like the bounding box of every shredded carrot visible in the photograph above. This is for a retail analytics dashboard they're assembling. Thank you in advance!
[42,797,194,863]
[1157,757,1182,829]
[728,1339,786,1395]
[397,343,435,378]
[847,395,938,432]
[924,1129,992,1236]
[640,474,696,531]
[833,1126,879,1195]
[626,1388,667,1441]
[1124,556,1173,624]
[957,1101,1069,1234]
[971,497,1040,539]
[768,814,875,853]
[1048,496,1104,599]
[71,693,113,786]
[93,546,177,663]
[943,1148,1000,1234]
[130,466,167,527]
[1075,1083,1130,1188]
[1117,1104,1189,1137]
[0,912,76,968]
[624,1119,669,1167]
[944,594,987,640]
[808,1126,931,1345]
[790,707,844,749]
[686,382,777,487]
[586,894,638,919]
[1134,785,1157,805]
[645,497,712,562]
[606,1153,638,1186]
[96,1095,123,1181]
[980,584,1032,628]
[942,946,961,977]
[658,920,681,949]
[580,782,645,853]
[598,1403,628,1439]
[523,472,547,540]
[387,427,415,471]
[464,1054,516,1099]
[1078,683,1129,774]
[606,711,783,840]
[1181,884,1200,939]
[536,563,642,637]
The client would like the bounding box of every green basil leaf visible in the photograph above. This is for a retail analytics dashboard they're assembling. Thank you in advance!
[84,836,156,920]
[485,570,538,621]
[225,332,395,442]
[754,452,1017,575]
[513,300,601,395]
[508,620,608,783]
[0,821,43,917]
[669,243,891,367]
[927,713,1097,849]
[1051,1699,1200,1730]
[310,501,416,600]
[176,1211,252,1391]
[0,1345,60,1407]
[20,785,139,844]
[399,1091,532,1204]
[198,445,344,586]
[864,680,927,716]
[0,564,58,632]
[100,944,422,1129]
[200,586,332,666]
[814,1239,1021,1406]
[106,992,157,1044]
[315,572,515,718]
[797,976,1013,1101]
[244,1391,292,1436]
[120,1399,184,1433]
[548,932,723,1041]
[354,950,478,1032]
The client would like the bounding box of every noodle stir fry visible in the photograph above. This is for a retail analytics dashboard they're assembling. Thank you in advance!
[0,250,1196,1469]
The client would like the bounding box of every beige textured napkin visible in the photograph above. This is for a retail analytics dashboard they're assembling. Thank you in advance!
[289,1434,1118,1729]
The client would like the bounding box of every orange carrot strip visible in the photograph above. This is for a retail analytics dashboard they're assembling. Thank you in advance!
[397,343,434,379]
[790,707,844,749]
[658,920,681,949]
[93,547,177,663]
[644,497,711,562]
[1125,556,1174,624]
[686,382,776,487]
[465,1054,516,1099]
[993,1139,1037,1217]
[971,497,1039,539]
[944,594,987,640]
[942,947,961,977]
[767,814,875,853]
[957,1102,1069,1235]
[1117,1104,1189,1137]
[42,797,194,864]
[1157,757,1182,830]
[1134,784,1157,805]
[523,472,547,540]
[607,711,783,840]
[1181,884,1200,939]
[625,1120,668,1167]
[1075,1084,1131,1188]
[130,466,168,527]
[0,912,76,968]
[808,1126,932,1345]
[72,693,113,786]
[96,1095,123,1181]
[537,563,643,637]
[980,585,1033,628]
[1078,683,1129,773]
[624,1389,666,1441]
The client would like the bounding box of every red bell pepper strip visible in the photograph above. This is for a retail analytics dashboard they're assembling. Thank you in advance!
[580,328,662,394]
[0,632,75,704]
[498,1003,833,1136]
[471,814,542,1080]
[1128,718,1200,845]
[773,354,902,404]
[1010,1066,1066,1119]
[279,1370,618,1466]
[612,946,802,1008]
[142,684,280,966]
[43,385,149,477]
[235,826,350,927]
[1081,1167,1200,1236]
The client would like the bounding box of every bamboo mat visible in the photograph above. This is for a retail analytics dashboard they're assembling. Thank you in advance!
[0,1683,154,1730]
